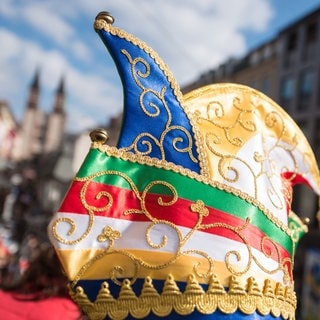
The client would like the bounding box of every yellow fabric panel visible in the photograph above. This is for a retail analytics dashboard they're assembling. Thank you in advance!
[183,83,320,188]
[56,248,278,289]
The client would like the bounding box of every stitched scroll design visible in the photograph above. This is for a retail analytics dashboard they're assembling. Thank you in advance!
[193,91,308,213]
[119,49,197,164]
[51,170,292,288]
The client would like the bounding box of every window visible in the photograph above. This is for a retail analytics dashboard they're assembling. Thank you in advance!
[298,68,314,110]
[302,22,318,61]
[284,32,298,68]
[280,76,295,109]
[263,45,272,60]
[261,76,270,95]
[287,32,297,51]
[306,22,317,43]
[250,52,260,65]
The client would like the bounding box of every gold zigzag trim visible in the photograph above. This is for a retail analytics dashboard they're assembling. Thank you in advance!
[70,274,296,320]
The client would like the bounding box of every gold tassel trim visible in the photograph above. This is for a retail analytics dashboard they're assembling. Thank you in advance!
[70,274,296,320]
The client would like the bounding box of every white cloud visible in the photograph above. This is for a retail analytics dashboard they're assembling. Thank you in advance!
[23,5,74,45]
[1,1,93,63]
[0,29,21,61]
[0,29,33,103]
[90,0,274,84]
[0,0,16,17]
[0,0,275,133]
[0,27,121,132]
[65,67,122,132]
[66,110,99,134]
[0,28,65,90]
[70,40,92,62]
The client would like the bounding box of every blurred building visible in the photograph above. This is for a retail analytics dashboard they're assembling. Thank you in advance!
[182,6,320,226]
[0,71,68,236]
[0,101,17,167]
[13,70,66,162]
[0,70,66,166]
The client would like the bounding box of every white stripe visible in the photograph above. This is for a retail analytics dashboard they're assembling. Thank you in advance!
[227,135,319,225]
[49,212,287,283]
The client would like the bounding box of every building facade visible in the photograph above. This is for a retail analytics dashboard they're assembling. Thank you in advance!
[277,8,320,158]
[1,71,67,164]
[0,100,17,166]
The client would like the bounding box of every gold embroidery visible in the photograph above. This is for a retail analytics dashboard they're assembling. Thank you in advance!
[288,211,309,257]
[51,214,94,246]
[70,274,296,320]
[183,83,320,223]
[51,165,293,288]
[118,48,197,163]
[94,18,198,165]
[94,18,183,106]
[98,226,121,243]
[94,143,296,239]
[190,200,209,217]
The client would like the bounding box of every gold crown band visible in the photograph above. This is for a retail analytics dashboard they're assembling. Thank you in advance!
[70,274,296,320]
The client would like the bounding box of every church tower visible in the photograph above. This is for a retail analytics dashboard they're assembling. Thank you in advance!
[19,70,44,160]
[43,76,66,154]
[26,69,40,109]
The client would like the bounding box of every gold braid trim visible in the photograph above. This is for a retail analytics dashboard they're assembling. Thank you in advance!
[70,274,296,320]
[93,18,184,106]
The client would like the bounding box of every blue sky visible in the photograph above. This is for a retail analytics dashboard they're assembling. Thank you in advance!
[1,0,320,133]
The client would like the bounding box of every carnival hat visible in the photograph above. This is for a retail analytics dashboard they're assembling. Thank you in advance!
[49,11,320,320]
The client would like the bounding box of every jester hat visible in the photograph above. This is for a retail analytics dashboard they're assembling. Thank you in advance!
[48,11,320,320]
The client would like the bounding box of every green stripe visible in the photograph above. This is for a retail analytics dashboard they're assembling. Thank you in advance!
[77,148,293,255]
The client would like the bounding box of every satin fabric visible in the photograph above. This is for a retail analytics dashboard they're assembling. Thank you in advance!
[97,28,200,173]
[125,311,280,320]
[74,148,296,255]
[58,179,291,262]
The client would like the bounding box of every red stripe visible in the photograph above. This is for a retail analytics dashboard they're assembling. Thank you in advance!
[282,171,311,187]
[59,180,290,262]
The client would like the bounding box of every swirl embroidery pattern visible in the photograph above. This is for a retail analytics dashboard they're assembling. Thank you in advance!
[119,49,197,164]
[51,168,292,288]
[183,84,315,224]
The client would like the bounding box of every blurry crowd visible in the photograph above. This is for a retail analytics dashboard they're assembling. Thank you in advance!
[0,167,84,319]
[0,167,48,284]
[0,168,41,282]
[0,227,40,285]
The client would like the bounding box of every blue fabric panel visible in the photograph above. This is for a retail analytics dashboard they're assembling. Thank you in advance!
[76,279,282,320]
[125,310,280,320]
[97,28,200,173]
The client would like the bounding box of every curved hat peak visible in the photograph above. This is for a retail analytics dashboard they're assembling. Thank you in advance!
[94,12,200,173]
[183,83,320,225]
